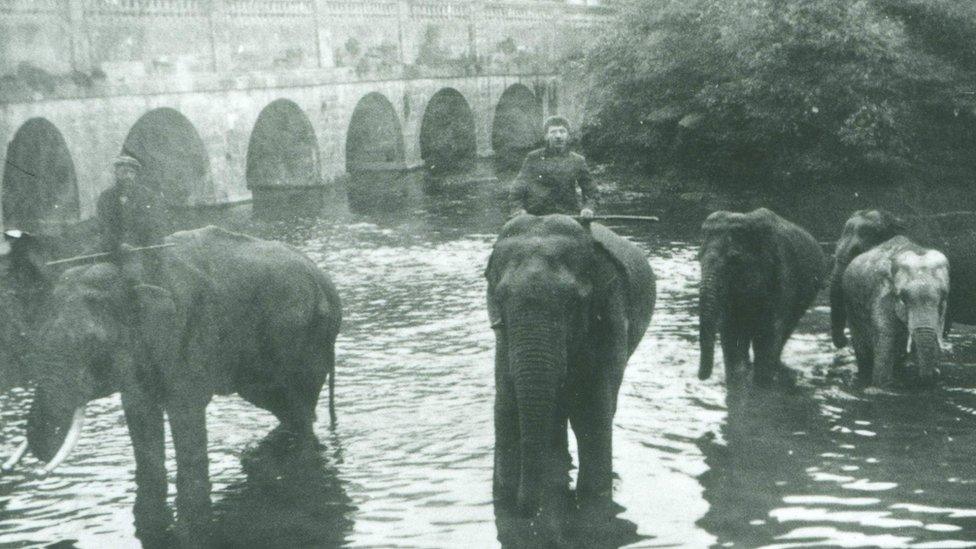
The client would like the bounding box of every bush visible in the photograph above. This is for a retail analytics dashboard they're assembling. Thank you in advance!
[581,0,976,187]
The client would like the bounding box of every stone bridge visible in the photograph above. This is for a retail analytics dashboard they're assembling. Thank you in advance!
[0,0,611,230]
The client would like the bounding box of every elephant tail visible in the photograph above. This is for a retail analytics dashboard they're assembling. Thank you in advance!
[315,280,341,428]
[328,352,336,427]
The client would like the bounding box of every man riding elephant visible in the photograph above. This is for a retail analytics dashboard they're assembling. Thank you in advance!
[96,154,168,257]
[95,153,169,293]
[509,116,597,220]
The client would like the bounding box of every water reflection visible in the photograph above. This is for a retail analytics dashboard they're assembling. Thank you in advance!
[212,431,355,548]
[494,499,643,549]
[697,383,829,547]
[698,359,976,548]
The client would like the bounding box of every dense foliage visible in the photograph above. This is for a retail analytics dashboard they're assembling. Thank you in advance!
[580,0,976,187]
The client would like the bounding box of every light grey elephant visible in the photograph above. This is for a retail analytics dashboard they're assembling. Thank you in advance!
[842,235,948,387]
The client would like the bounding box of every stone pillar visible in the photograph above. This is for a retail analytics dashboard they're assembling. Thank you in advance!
[468,0,483,74]
[312,0,335,68]
[208,0,232,73]
[67,0,91,72]
[397,0,414,66]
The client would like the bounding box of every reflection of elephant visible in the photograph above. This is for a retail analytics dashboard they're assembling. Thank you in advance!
[213,433,355,548]
[842,236,948,386]
[698,208,827,385]
[697,385,825,546]
[830,210,976,348]
[494,498,642,549]
[9,226,342,546]
[486,215,655,516]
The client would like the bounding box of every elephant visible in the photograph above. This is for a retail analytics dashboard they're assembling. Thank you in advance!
[841,235,948,387]
[830,209,976,348]
[698,208,827,386]
[485,214,656,517]
[2,226,342,547]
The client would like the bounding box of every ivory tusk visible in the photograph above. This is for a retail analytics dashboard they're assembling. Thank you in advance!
[1,439,29,472]
[906,332,913,353]
[35,407,85,477]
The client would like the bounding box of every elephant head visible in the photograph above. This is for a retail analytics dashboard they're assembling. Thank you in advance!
[7,240,178,475]
[831,210,905,348]
[889,248,949,383]
[24,263,134,470]
[485,215,624,514]
[697,210,777,380]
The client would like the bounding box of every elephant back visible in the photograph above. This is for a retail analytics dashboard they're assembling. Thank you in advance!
[784,219,828,290]
[589,223,657,354]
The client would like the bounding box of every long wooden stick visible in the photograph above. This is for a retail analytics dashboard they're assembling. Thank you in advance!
[573,214,661,223]
[45,243,175,267]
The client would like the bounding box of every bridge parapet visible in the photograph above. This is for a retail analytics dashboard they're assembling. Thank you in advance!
[0,0,612,104]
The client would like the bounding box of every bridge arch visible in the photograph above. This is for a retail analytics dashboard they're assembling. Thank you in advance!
[246,99,320,189]
[345,92,405,173]
[122,107,211,207]
[2,118,80,230]
[491,83,543,158]
[419,88,476,172]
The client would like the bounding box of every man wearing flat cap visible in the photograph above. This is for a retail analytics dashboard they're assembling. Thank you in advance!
[96,154,167,263]
[509,115,596,219]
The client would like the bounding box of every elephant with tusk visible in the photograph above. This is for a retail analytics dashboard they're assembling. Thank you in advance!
[842,236,948,387]
[2,225,342,547]
[485,214,656,517]
[830,209,976,348]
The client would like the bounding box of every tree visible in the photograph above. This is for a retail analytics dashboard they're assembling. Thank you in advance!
[582,0,976,187]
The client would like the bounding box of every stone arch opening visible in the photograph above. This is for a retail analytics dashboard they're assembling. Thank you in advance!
[345,92,405,173]
[419,88,476,172]
[2,118,80,230]
[246,99,320,189]
[491,83,542,158]
[122,108,211,207]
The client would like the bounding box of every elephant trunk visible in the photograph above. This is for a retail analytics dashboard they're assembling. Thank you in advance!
[829,260,849,348]
[699,270,719,380]
[908,310,941,383]
[507,310,566,516]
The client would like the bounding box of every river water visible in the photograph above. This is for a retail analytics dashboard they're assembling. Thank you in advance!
[2,163,976,548]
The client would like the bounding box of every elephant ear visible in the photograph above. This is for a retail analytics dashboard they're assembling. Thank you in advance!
[484,247,504,329]
[884,262,908,322]
[132,284,183,373]
[589,223,656,354]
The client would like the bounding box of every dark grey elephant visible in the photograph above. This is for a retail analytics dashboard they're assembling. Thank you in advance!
[486,215,655,517]
[831,210,976,348]
[842,236,948,387]
[3,226,341,547]
[698,208,827,386]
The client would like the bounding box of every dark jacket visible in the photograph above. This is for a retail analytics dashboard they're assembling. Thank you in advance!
[96,182,167,254]
[509,147,596,216]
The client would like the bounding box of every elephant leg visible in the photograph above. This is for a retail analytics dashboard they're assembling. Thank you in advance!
[121,392,172,548]
[872,330,900,388]
[167,403,213,546]
[268,318,329,437]
[553,402,572,495]
[571,378,614,505]
[494,374,520,506]
[720,320,746,379]
[752,322,780,387]
[849,327,874,383]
